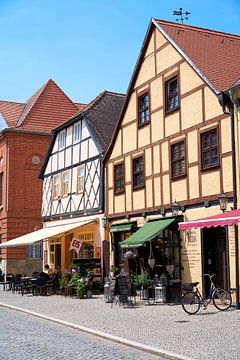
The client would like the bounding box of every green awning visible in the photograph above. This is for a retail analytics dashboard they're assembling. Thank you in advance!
[120,218,175,248]
[110,223,133,233]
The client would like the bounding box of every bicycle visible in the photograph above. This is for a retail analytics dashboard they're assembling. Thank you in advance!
[181,273,232,315]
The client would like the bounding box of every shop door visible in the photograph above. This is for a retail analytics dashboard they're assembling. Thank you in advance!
[55,244,61,270]
[202,227,228,295]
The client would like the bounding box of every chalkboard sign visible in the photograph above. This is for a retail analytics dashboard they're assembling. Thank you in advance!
[114,274,129,304]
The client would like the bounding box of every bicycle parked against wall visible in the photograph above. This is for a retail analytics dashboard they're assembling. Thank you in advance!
[181,273,232,315]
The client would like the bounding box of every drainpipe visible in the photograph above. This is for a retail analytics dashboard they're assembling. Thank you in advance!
[218,92,239,309]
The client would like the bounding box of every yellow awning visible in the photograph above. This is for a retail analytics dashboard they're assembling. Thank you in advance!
[0,219,95,248]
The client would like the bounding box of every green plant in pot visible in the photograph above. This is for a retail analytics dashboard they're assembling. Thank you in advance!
[133,270,150,289]
[76,282,86,298]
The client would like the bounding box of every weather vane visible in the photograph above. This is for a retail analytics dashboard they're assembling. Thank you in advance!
[173,8,190,24]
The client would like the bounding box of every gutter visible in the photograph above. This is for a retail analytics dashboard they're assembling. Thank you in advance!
[218,92,240,309]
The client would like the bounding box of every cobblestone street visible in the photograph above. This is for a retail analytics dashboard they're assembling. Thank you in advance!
[0,289,240,359]
[0,307,161,360]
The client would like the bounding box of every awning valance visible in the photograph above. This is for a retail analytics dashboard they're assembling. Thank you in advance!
[120,218,175,248]
[178,209,240,230]
[110,223,133,233]
[0,219,95,248]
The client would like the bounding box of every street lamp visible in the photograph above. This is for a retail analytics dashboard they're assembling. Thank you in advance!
[172,200,179,216]
[218,193,228,212]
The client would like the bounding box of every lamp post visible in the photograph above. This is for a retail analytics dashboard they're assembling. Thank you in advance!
[218,193,228,212]
[172,200,179,216]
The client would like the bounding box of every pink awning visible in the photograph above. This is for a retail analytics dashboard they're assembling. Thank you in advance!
[178,209,240,230]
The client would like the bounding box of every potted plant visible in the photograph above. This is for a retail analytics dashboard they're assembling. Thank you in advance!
[133,270,150,289]
[76,282,86,298]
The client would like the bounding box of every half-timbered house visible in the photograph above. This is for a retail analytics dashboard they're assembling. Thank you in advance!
[38,91,125,276]
[104,19,240,302]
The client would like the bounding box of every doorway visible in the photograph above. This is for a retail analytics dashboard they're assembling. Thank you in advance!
[49,241,62,271]
[202,227,228,295]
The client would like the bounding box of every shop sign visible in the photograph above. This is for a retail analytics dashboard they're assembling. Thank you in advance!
[69,237,83,254]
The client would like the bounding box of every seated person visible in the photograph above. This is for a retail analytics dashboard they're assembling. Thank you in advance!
[44,264,54,278]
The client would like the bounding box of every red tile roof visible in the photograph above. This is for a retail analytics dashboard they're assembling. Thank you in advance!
[154,19,240,92]
[0,79,79,132]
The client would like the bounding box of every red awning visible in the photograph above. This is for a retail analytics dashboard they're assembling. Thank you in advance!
[178,209,240,230]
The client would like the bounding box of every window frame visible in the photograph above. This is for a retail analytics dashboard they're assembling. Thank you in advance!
[171,141,186,180]
[201,128,219,171]
[114,163,125,195]
[137,92,150,127]
[77,165,85,194]
[165,75,180,114]
[61,171,70,197]
[73,122,81,142]
[27,242,43,259]
[52,174,60,199]
[132,156,145,190]
[59,129,66,149]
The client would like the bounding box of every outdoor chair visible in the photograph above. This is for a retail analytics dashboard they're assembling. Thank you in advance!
[11,275,23,294]
[33,276,47,296]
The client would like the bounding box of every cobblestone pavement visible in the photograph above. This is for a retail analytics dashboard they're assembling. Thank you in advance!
[0,307,161,360]
[0,289,240,359]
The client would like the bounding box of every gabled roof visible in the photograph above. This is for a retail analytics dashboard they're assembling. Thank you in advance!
[104,18,240,161]
[0,79,79,132]
[39,90,125,178]
[154,19,240,93]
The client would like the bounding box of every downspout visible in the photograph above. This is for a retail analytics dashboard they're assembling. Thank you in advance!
[218,92,239,309]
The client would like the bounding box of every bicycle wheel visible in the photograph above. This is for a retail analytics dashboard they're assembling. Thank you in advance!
[181,291,201,315]
[213,288,232,311]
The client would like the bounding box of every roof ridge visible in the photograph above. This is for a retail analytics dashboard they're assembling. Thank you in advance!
[154,18,240,40]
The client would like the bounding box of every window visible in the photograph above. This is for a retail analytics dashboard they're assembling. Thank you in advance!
[133,156,144,189]
[73,122,81,142]
[52,175,60,199]
[114,163,125,194]
[171,141,186,178]
[138,93,150,126]
[27,243,43,259]
[0,172,3,208]
[165,76,179,113]
[62,172,69,196]
[201,129,219,169]
[77,165,85,193]
[59,130,66,149]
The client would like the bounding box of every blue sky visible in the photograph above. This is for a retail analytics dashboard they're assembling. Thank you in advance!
[0,0,240,104]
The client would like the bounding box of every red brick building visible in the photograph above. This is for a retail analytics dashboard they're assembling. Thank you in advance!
[0,79,83,275]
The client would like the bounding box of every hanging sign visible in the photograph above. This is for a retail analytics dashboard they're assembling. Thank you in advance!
[69,238,82,255]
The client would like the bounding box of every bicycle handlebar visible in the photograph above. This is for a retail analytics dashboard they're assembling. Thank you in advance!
[201,273,216,279]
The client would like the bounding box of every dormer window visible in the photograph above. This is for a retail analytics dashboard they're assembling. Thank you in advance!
[59,130,66,149]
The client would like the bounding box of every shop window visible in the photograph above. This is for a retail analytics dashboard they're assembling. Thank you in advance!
[52,175,60,199]
[62,171,69,197]
[77,165,85,193]
[114,163,125,194]
[138,92,150,126]
[165,76,179,113]
[201,128,219,170]
[171,141,186,178]
[133,156,145,190]
[27,243,43,259]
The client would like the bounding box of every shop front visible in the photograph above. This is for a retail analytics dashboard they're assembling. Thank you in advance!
[116,217,182,302]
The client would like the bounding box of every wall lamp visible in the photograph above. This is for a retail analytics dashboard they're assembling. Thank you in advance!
[218,193,228,212]
[172,200,179,216]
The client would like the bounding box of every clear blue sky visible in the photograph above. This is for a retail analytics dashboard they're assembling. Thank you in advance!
[0,0,240,104]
